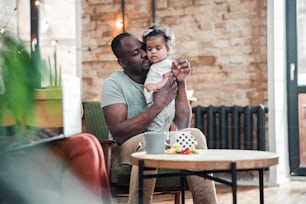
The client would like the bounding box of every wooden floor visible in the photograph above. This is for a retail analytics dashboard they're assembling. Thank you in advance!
[112,177,306,204]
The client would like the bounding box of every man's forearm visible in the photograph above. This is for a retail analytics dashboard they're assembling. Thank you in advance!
[174,80,191,129]
[110,103,164,144]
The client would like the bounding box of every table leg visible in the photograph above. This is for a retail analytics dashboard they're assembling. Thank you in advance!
[231,162,237,204]
[180,172,185,204]
[259,169,264,204]
[138,160,144,204]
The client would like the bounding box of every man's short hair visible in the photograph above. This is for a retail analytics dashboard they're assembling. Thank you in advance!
[111,32,133,58]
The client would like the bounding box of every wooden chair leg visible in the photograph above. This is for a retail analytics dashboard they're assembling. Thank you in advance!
[174,191,181,204]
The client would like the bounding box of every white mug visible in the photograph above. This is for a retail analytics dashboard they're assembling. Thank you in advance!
[143,131,169,154]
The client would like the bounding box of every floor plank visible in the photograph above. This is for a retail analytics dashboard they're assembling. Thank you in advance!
[112,178,306,204]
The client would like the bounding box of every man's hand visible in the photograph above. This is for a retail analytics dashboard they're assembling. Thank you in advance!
[172,57,192,82]
[152,74,177,107]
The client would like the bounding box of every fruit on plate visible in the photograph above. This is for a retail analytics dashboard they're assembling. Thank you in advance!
[165,148,176,154]
[166,143,199,154]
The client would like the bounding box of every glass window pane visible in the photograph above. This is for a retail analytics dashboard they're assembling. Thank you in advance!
[297,0,306,85]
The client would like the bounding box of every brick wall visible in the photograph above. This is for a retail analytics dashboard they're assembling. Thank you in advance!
[81,0,267,106]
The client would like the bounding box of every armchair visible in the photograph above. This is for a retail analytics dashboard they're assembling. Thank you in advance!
[82,101,182,203]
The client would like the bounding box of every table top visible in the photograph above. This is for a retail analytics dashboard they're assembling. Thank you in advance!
[131,149,279,171]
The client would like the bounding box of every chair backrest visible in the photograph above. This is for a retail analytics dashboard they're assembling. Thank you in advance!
[82,101,109,140]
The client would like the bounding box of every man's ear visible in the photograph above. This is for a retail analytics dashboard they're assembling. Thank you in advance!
[117,58,126,67]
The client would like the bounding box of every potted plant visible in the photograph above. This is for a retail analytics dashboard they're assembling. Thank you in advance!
[0,32,62,146]
[0,33,40,143]
[26,48,63,130]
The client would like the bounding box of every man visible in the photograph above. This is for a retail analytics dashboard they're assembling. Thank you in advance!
[101,32,218,204]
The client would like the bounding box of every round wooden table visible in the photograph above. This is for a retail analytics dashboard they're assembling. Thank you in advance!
[131,149,279,204]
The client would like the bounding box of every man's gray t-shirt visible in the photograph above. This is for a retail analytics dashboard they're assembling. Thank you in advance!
[101,70,147,120]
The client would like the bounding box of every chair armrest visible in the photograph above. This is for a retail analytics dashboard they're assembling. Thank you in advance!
[99,139,116,145]
[99,139,116,177]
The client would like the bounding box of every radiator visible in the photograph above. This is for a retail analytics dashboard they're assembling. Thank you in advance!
[192,105,268,150]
